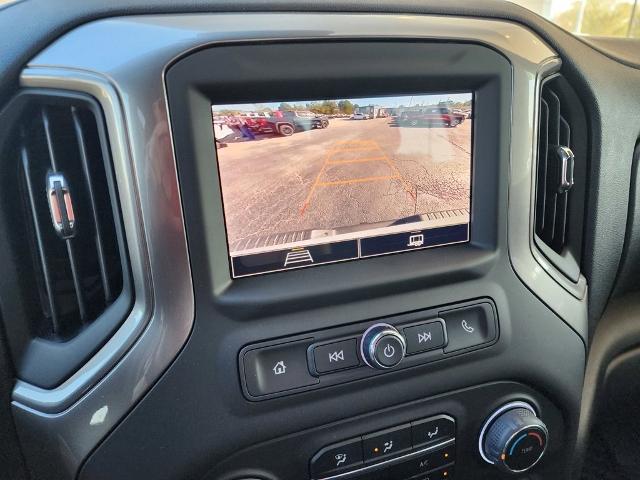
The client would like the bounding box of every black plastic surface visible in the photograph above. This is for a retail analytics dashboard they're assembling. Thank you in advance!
[614,141,640,296]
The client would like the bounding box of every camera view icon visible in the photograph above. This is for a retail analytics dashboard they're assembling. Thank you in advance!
[284,248,314,267]
[407,233,425,248]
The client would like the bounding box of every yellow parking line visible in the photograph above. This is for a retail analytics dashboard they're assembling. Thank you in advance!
[370,141,417,201]
[318,175,398,186]
[335,139,376,144]
[329,146,379,152]
[300,150,334,215]
[301,139,400,215]
[327,156,387,165]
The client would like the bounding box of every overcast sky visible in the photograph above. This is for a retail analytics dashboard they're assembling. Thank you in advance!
[214,92,472,112]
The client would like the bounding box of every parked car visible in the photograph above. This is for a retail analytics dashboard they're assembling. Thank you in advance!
[248,110,329,136]
[399,107,467,127]
[351,112,369,120]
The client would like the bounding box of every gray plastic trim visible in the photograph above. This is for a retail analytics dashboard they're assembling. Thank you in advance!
[8,11,587,479]
[12,69,194,477]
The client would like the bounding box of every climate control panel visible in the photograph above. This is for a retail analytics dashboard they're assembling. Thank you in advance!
[239,300,498,400]
[310,415,456,480]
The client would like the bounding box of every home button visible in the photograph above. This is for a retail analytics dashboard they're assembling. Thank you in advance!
[243,340,318,396]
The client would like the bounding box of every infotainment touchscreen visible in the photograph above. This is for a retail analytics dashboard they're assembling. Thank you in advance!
[212,93,473,277]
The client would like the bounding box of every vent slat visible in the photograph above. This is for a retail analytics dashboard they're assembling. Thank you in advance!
[545,90,561,147]
[560,117,571,148]
[536,99,550,234]
[41,108,59,171]
[20,145,61,334]
[554,192,568,250]
[72,107,112,303]
[64,240,87,323]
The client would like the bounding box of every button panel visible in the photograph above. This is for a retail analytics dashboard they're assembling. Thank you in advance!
[240,299,497,400]
[310,414,456,480]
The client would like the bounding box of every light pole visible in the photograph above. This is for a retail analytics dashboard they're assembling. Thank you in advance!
[628,0,639,38]
[575,0,588,35]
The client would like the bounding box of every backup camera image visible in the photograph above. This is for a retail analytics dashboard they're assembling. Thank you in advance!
[212,93,473,277]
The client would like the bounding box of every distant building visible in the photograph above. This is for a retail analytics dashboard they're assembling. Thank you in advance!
[354,105,389,118]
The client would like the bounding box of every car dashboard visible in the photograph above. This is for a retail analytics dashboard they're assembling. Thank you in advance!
[0,2,640,480]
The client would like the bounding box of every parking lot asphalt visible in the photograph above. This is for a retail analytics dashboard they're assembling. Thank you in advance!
[215,117,472,253]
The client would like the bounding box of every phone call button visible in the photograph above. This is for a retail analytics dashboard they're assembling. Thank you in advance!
[441,303,496,353]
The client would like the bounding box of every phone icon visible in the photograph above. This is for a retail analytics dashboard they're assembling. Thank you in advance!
[461,320,475,334]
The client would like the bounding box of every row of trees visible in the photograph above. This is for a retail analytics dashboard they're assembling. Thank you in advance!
[278,100,357,115]
[216,98,472,116]
[215,100,357,116]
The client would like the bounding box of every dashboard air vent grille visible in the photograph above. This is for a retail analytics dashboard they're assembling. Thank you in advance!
[20,104,122,337]
[0,91,132,388]
[535,82,573,252]
[533,74,587,283]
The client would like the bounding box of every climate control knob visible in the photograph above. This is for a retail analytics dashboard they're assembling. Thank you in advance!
[479,402,548,474]
[360,323,406,370]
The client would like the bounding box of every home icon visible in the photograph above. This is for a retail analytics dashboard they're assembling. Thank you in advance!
[273,361,287,375]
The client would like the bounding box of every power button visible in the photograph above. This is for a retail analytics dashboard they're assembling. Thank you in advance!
[361,323,406,370]
[375,335,405,367]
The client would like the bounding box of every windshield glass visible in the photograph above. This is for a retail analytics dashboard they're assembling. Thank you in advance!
[512,0,640,38]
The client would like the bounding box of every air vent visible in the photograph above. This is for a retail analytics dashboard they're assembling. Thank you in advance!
[534,75,587,282]
[0,91,132,388]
